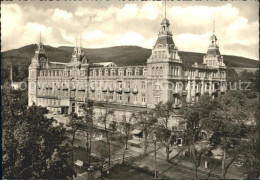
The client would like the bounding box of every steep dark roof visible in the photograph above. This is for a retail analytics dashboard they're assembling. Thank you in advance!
[207,48,221,56]
[154,35,175,47]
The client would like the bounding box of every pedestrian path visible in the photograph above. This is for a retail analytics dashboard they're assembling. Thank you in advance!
[109,140,243,179]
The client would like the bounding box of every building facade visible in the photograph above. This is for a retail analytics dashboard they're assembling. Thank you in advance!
[28,17,226,117]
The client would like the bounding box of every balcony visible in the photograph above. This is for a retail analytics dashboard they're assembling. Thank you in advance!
[102,87,108,92]
[90,87,95,92]
[70,88,76,91]
[108,87,114,92]
[124,88,131,93]
[132,88,138,94]
[115,88,123,93]
[78,88,85,92]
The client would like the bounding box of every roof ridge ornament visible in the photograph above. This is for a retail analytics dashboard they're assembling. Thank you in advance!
[213,20,215,35]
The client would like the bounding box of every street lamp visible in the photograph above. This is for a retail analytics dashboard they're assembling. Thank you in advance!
[153,132,157,179]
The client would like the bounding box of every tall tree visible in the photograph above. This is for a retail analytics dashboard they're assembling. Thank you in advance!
[133,110,157,153]
[2,89,75,179]
[66,112,82,164]
[119,112,133,150]
[153,101,175,161]
[97,99,115,169]
[200,91,250,178]
[79,100,95,165]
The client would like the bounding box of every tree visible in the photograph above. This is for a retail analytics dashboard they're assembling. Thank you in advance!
[226,67,239,88]
[133,110,157,153]
[96,143,110,177]
[200,91,250,178]
[180,94,213,179]
[119,112,133,150]
[79,100,95,165]
[66,112,82,164]
[239,98,260,178]
[153,101,175,161]
[2,89,75,179]
[96,99,115,169]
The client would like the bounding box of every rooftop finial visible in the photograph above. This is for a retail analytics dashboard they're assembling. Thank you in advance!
[76,34,78,48]
[80,33,82,48]
[40,30,42,44]
[213,20,215,35]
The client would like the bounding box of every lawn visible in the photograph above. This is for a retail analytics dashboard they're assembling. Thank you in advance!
[107,163,154,180]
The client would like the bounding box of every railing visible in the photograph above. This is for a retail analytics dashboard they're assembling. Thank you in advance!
[123,88,131,93]
[108,87,114,92]
[115,88,123,93]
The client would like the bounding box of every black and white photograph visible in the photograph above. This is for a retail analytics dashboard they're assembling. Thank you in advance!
[1,0,259,179]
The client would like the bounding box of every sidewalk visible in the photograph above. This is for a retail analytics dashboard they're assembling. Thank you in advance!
[109,140,243,179]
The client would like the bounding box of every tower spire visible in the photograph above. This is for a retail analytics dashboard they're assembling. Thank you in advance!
[76,34,78,48]
[40,30,41,44]
[80,33,82,48]
[213,20,215,35]
[165,0,167,18]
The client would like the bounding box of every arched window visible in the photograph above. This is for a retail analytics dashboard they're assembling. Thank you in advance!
[160,67,163,75]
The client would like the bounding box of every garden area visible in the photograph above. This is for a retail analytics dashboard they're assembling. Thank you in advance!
[107,163,154,179]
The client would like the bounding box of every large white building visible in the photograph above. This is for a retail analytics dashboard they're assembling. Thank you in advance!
[28,16,226,112]
[28,15,226,137]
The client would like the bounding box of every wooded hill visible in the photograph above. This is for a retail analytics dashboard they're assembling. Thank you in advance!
[1,44,259,83]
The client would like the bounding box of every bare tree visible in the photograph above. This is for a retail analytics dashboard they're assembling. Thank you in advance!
[96,143,109,178]
[153,101,175,161]
[96,99,115,170]
[66,112,82,164]
[133,110,157,153]
[79,100,95,165]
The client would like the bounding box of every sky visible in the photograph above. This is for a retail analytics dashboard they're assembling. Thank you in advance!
[1,0,259,60]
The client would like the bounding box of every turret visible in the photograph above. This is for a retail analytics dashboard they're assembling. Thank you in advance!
[28,32,46,106]
[147,16,181,64]
[203,21,225,68]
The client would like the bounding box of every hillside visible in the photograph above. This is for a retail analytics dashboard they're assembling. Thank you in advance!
[1,44,259,83]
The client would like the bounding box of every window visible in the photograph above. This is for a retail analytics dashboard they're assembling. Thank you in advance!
[119,82,123,89]
[142,81,146,89]
[118,94,122,101]
[143,68,147,76]
[135,69,139,76]
[119,69,124,76]
[134,83,138,89]
[103,92,107,100]
[176,68,179,76]
[155,96,160,103]
[127,69,132,76]
[111,69,115,76]
[142,95,146,103]
[110,92,113,100]
[105,69,108,76]
[134,95,137,102]
[155,83,161,90]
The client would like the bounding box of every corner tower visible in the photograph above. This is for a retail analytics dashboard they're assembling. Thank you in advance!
[203,22,225,68]
[28,34,47,106]
[146,3,182,108]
